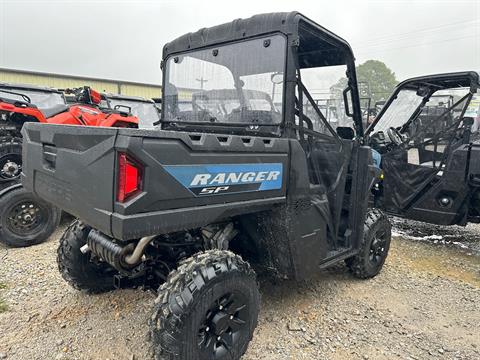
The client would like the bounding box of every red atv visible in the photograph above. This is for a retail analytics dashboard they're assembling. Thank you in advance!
[1,85,138,181]
[0,83,138,247]
[53,86,139,128]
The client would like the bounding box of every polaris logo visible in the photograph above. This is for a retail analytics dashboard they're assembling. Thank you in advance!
[163,163,283,196]
[191,171,281,186]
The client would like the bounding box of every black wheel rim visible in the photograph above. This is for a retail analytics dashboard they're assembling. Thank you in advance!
[5,200,47,236]
[369,230,388,265]
[0,153,22,181]
[197,291,249,359]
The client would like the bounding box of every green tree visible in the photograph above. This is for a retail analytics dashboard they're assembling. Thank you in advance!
[330,60,398,105]
[356,60,397,104]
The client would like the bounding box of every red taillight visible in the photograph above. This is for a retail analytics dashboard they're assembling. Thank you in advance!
[117,153,143,202]
[90,89,102,104]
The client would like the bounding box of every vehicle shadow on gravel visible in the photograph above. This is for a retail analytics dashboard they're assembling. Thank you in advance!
[257,262,357,307]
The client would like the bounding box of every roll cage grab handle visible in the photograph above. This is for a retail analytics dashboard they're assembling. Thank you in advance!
[291,74,350,145]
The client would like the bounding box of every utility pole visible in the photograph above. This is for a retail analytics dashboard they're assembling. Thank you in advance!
[196,77,208,90]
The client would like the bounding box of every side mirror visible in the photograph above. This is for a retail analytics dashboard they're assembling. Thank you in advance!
[416,86,430,97]
[271,73,283,84]
[463,117,474,127]
[342,87,354,118]
[336,126,355,140]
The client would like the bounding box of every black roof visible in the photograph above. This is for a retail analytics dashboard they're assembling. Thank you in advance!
[163,11,354,61]
[397,71,480,90]
[0,81,62,94]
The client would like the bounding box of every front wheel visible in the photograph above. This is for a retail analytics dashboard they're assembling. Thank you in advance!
[0,185,61,247]
[346,209,392,279]
[150,250,260,360]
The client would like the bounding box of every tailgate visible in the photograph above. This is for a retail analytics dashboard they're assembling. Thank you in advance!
[21,123,118,236]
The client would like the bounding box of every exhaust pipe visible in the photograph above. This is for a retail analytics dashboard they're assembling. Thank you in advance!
[124,235,156,265]
[86,230,155,271]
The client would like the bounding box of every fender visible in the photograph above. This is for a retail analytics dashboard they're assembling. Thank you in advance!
[0,182,22,198]
[0,102,47,123]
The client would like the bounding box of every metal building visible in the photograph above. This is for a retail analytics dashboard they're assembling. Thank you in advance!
[0,67,162,99]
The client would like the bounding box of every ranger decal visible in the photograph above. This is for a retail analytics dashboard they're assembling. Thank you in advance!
[163,163,283,196]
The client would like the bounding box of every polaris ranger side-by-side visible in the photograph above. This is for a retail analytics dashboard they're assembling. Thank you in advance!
[22,12,391,359]
[367,72,480,226]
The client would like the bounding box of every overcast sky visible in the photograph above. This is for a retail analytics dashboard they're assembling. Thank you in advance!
[0,0,478,85]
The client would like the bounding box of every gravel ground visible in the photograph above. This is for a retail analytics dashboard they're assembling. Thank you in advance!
[0,219,479,360]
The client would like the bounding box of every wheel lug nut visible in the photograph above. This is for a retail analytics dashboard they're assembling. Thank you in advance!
[230,315,234,320]
[219,305,223,310]
[205,327,209,332]
[217,336,221,341]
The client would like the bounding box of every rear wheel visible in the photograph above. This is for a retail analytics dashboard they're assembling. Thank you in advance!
[346,209,391,279]
[0,185,61,247]
[57,220,117,293]
[469,190,480,218]
[0,137,22,183]
[150,250,260,360]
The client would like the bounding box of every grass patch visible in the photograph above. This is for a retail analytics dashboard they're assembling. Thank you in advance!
[0,282,7,313]
[0,299,7,313]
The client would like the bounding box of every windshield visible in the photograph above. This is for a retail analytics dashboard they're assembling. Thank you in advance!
[371,86,474,137]
[163,35,286,126]
[372,89,424,133]
[108,99,160,128]
[0,88,65,110]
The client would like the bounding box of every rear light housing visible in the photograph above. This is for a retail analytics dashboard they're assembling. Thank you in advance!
[117,152,143,202]
[89,88,102,104]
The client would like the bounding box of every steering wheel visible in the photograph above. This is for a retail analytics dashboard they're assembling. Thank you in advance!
[387,127,405,146]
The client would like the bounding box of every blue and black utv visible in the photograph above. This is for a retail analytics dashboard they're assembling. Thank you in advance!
[21,12,391,360]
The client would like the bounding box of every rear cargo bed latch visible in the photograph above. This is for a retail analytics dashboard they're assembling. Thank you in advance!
[42,144,57,170]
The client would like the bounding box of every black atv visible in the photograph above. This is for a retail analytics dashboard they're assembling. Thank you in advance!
[22,12,391,360]
[0,83,63,247]
[367,72,480,226]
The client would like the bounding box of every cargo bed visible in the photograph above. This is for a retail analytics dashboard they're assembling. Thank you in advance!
[22,123,289,240]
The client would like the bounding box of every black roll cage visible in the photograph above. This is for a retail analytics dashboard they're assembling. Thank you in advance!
[160,12,364,139]
[366,72,480,137]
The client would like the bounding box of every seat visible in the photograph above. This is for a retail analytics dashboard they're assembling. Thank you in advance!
[41,104,69,119]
